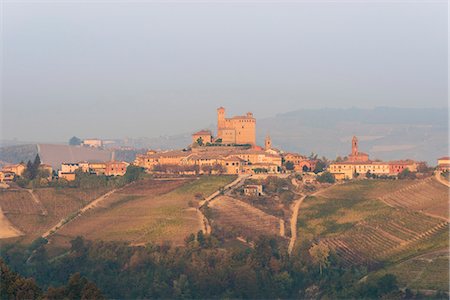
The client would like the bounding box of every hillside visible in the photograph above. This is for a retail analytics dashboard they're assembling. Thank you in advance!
[0,186,115,244]
[295,177,449,292]
[51,176,237,248]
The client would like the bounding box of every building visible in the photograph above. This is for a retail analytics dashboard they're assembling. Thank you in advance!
[264,135,272,150]
[329,161,391,180]
[59,172,76,181]
[347,136,369,162]
[388,160,418,174]
[437,157,450,172]
[105,161,129,176]
[0,171,15,182]
[329,136,418,180]
[192,130,213,145]
[244,185,263,196]
[87,162,107,175]
[283,153,316,172]
[217,107,256,145]
[60,163,81,173]
[82,139,103,148]
[2,163,26,177]
[134,147,282,175]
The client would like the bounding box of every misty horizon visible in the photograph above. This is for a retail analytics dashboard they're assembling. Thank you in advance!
[2,1,447,142]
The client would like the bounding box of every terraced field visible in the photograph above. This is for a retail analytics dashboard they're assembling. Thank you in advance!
[379,177,449,220]
[0,187,115,243]
[55,176,236,247]
[296,178,449,272]
[209,195,284,241]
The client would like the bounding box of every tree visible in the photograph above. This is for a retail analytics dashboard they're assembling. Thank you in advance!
[317,172,335,183]
[309,242,330,275]
[285,161,295,171]
[196,137,204,146]
[302,165,310,172]
[398,168,415,180]
[314,160,326,173]
[69,136,82,146]
[123,165,144,183]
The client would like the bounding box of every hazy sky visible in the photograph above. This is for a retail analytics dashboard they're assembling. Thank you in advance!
[1,1,447,142]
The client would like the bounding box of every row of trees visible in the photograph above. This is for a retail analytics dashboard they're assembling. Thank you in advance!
[0,234,412,299]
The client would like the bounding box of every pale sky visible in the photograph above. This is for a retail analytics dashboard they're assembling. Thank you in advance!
[1,1,447,142]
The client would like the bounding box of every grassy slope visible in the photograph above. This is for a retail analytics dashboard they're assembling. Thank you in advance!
[295,179,449,291]
[55,176,237,247]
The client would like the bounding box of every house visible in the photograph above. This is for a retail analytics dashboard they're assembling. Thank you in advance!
[0,171,15,182]
[61,163,81,173]
[82,139,103,148]
[105,161,129,176]
[88,162,107,175]
[244,185,263,196]
[59,172,76,181]
[2,163,26,177]
[192,130,213,145]
[437,157,450,172]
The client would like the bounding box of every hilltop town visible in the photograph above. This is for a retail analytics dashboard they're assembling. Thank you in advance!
[0,107,448,185]
[0,107,448,299]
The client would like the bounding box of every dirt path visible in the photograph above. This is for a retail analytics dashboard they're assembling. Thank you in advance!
[27,189,48,216]
[288,184,333,255]
[0,208,23,239]
[288,195,306,255]
[435,172,450,188]
[279,220,285,237]
[42,188,118,239]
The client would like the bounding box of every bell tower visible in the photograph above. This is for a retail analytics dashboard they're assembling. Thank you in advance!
[351,136,358,156]
[265,135,272,150]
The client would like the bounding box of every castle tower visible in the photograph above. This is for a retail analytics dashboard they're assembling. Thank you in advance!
[217,107,225,137]
[351,136,358,156]
[265,135,272,150]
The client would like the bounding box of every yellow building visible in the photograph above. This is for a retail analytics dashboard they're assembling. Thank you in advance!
[437,157,450,172]
[217,107,256,145]
[329,162,390,180]
[2,163,26,177]
[192,130,213,145]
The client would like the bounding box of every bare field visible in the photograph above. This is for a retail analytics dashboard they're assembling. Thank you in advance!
[209,195,284,241]
[55,176,236,247]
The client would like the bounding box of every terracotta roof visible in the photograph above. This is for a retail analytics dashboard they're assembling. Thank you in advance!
[192,130,212,136]
[438,156,450,160]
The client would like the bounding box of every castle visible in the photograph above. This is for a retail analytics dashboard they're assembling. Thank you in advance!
[217,107,256,145]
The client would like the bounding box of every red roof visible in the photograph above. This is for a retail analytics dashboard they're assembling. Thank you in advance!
[192,130,212,136]
[438,156,450,160]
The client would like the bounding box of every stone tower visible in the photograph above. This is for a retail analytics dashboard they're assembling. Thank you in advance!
[351,136,358,156]
[265,135,272,150]
[217,107,225,138]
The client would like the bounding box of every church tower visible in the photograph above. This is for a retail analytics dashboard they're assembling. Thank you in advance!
[265,135,272,150]
[351,136,358,156]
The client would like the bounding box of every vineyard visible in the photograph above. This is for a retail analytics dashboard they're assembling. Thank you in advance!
[208,195,285,242]
[379,177,449,220]
[296,178,449,271]
[55,176,236,247]
[0,186,116,243]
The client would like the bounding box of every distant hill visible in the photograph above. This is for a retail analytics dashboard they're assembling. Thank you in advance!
[256,107,448,164]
